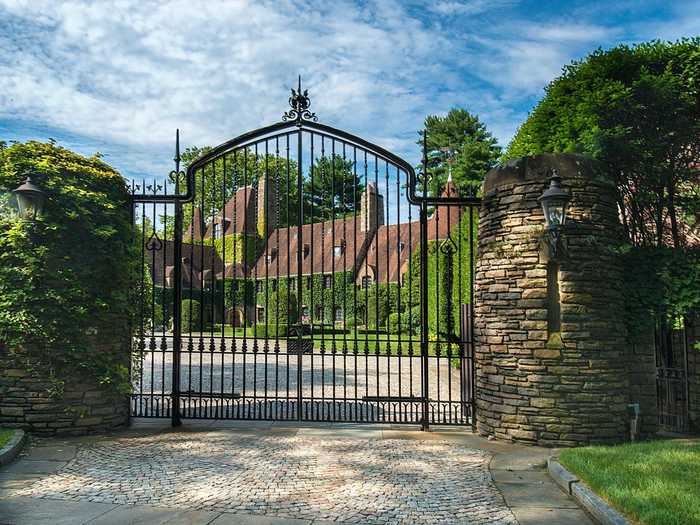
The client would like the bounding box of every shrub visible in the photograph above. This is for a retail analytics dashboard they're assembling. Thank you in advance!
[181,299,208,332]
[251,324,289,338]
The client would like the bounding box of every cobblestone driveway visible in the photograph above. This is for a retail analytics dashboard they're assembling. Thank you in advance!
[9,431,517,524]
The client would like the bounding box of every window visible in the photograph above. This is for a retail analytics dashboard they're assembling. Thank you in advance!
[399,241,405,252]
[315,305,323,321]
[324,275,332,289]
[257,307,265,322]
[333,245,343,257]
[270,279,277,291]
[256,280,263,293]
[288,277,296,289]
[265,254,273,264]
[306,276,312,288]
[303,243,310,258]
[361,276,372,289]
[212,222,221,239]
[334,306,343,321]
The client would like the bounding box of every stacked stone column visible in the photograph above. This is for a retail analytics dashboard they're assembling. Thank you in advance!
[474,153,642,446]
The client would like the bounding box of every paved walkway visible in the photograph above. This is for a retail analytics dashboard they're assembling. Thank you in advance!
[0,420,593,525]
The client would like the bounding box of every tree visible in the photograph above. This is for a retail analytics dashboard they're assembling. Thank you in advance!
[505,39,700,248]
[302,154,364,223]
[420,108,501,197]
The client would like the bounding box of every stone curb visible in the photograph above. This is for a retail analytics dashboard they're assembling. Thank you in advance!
[0,429,26,467]
[547,457,629,525]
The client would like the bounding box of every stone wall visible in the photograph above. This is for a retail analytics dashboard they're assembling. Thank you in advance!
[474,153,652,446]
[0,332,130,436]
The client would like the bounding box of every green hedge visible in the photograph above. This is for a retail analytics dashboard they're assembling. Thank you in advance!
[251,323,289,338]
[181,299,210,332]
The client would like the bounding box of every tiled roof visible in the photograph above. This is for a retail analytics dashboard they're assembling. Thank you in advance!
[250,216,371,278]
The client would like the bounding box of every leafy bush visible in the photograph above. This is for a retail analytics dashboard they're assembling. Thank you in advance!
[181,299,208,332]
[251,324,289,338]
[0,140,137,395]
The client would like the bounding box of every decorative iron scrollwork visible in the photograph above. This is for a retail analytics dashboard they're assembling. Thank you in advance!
[145,230,163,252]
[439,236,458,255]
[282,75,318,125]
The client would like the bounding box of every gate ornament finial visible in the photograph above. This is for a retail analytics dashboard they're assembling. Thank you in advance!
[283,75,318,125]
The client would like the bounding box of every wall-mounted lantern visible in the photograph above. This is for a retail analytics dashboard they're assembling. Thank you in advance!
[538,169,570,258]
[12,174,47,220]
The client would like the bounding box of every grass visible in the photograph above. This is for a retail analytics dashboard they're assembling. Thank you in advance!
[559,439,700,525]
[0,428,15,448]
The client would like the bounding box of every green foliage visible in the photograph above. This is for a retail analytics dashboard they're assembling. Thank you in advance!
[181,299,208,332]
[267,287,298,325]
[421,108,501,197]
[505,39,700,248]
[303,154,364,223]
[0,140,137,395]
[222,278,255,314]
[251,323,289,338]
[402,210,477,336]
[621,247,700,334]
[366,282,400,329]
[203,233,258,265]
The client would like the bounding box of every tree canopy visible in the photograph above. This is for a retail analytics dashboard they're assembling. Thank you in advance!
[303,154,364,223]
[420,108,501,197]
[505,39,700,248]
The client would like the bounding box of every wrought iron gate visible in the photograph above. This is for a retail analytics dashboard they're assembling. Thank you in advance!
[130,82,480,428]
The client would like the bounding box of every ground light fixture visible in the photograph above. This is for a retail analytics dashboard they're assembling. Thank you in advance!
[538,169,571,258]
[12,174,46,220]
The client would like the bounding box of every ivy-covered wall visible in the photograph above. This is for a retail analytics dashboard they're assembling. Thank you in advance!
[204,233,258,265]
[0,141,136,435]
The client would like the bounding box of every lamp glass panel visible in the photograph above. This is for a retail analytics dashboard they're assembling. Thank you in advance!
[16,193,35,219]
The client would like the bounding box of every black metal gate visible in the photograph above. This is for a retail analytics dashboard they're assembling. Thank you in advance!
[130,82,480,428]
[656,317,690,432]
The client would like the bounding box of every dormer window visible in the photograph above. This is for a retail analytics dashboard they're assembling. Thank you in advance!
[333,245,343,257]
[361,276,372,289]
[303,243,310,258]
[265,254,273,264]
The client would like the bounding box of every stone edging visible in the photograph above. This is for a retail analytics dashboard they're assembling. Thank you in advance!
[0,429,26,466]
[547,457,629,525]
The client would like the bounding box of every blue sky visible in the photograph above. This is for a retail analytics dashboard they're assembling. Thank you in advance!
[0,0,698,184]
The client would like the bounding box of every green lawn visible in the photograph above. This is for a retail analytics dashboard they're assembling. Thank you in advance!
[559,439,700,525]
[0,428,14,448]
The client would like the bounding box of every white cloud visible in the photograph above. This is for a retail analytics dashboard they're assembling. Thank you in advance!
[0,0,696,181]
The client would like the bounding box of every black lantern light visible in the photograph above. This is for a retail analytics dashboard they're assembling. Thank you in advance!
[538,169,570,257]
[12,175,47,220]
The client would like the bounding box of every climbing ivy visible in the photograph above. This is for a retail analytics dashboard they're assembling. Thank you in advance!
[0,141,138,395]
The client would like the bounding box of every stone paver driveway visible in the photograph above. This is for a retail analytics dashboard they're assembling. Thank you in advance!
[0,421,593,525]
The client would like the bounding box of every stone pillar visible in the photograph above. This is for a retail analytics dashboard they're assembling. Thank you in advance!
[475,153,637,446]
[0,328,130,436]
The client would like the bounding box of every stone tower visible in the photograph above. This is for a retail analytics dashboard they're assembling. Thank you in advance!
[474,153,649,447]
[360,182,384,233]
[256,173,279,238]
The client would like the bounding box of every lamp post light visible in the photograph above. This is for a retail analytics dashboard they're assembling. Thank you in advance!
[538,169,571,258]
[12,174,47,220]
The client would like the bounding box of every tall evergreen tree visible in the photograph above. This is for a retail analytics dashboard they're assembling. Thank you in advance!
[420,108,501,198]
